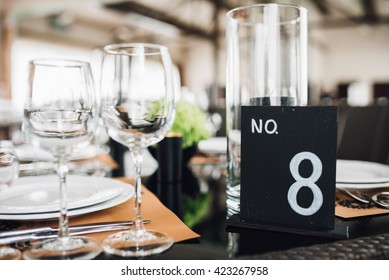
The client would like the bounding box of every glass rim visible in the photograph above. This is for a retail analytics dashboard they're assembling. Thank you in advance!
[226,3,307,22]
[29,58,90,68]
[103,42,169,56]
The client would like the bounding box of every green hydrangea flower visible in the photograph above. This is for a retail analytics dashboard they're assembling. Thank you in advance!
[171,100,210,148]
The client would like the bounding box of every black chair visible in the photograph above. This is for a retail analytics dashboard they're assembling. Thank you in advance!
[337,104,389,164]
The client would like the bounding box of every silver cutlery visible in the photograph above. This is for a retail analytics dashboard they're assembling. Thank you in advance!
[0,220,150,245]
[358,191,389,208]
[338,187,389,208]
[372,192,389,207]
[338,188,370,204]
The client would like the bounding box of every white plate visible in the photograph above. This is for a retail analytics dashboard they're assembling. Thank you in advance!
[0,175,131,215]
[15,144,102,162]
[0,177,134,220]
[198,137,227,154]
[0,187,133,221]
[336,159,389,189]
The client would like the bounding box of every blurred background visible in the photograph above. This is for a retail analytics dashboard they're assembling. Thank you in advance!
[1,0,389,139]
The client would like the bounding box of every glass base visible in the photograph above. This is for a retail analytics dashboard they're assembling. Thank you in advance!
[102,229,174,257]
[0,246,21,260]
[23,236,101,260]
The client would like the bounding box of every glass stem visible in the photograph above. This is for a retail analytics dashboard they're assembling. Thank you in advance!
[132,149,145,232]
[57,159,70,239]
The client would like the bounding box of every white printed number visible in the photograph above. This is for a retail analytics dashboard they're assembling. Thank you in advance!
[287,152,323,216]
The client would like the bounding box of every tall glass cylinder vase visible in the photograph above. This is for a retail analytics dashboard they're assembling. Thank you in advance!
[226,4,308,217]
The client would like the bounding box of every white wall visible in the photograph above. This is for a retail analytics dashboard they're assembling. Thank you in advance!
[13,24,389,110]
[308,32,326,105]
[181,40,215,96]
[182,24,389,106]
[312,25,389,102]
[11,38,93,114]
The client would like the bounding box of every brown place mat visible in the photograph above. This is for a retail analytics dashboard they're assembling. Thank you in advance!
[335,191,389,219]
[10,177,200,244]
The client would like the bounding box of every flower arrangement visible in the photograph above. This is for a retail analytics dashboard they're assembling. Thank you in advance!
[170,100,209,149]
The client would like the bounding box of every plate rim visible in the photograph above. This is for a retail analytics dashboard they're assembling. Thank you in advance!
[0,175,122,214]
[336,159,389,189]
[0,176,134,220]
[15,144,101,162]
[337,159,389,183]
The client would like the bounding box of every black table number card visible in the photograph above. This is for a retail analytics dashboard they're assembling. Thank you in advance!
[240,106,338,230]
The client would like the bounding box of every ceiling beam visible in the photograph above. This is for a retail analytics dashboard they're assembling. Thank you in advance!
[311,16,389,29]
[311,0,382,28]
[204,0,234,11]
[310,0,330,15]
[104,1,214,40]
[326,2,360,23]
[362,0,378,23]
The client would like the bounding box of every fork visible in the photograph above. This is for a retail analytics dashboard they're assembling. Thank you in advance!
[356,191,389,208]
[338,188,370,204]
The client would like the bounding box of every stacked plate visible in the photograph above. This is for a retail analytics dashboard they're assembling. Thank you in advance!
[15,144,104,162]
[336,159,389,189]
[0,175,134,220]
[197,137,227,155]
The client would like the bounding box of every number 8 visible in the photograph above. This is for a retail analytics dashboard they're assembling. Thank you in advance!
[287,151,323,216]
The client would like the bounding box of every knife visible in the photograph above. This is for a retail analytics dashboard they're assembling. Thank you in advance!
[0,220,150,245]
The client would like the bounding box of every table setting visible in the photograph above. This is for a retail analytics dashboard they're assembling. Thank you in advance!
[0,42,203,260]
[3,2,389,262]
[0,175,133,221]
[0,178,199,254]
[335,159,389,218]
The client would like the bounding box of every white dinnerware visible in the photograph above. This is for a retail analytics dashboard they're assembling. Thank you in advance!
[197,137,227,155]
[0,175,133,215]
[0,141,21,260]
[336,159,389,189]
[15,143,103,162]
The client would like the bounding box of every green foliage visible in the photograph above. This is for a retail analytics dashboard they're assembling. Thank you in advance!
[171,100,209,148]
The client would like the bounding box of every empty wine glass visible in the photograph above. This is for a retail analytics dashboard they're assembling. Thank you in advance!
[100,43,175,257]
[22,59,100,260]
[0,140,21,260]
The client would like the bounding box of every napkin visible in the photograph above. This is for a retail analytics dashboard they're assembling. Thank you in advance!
[31,178,200,243]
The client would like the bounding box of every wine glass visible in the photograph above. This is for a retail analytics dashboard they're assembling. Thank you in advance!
[22,59,101,260]
[100,43,175,257]
[0,141,21,260]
